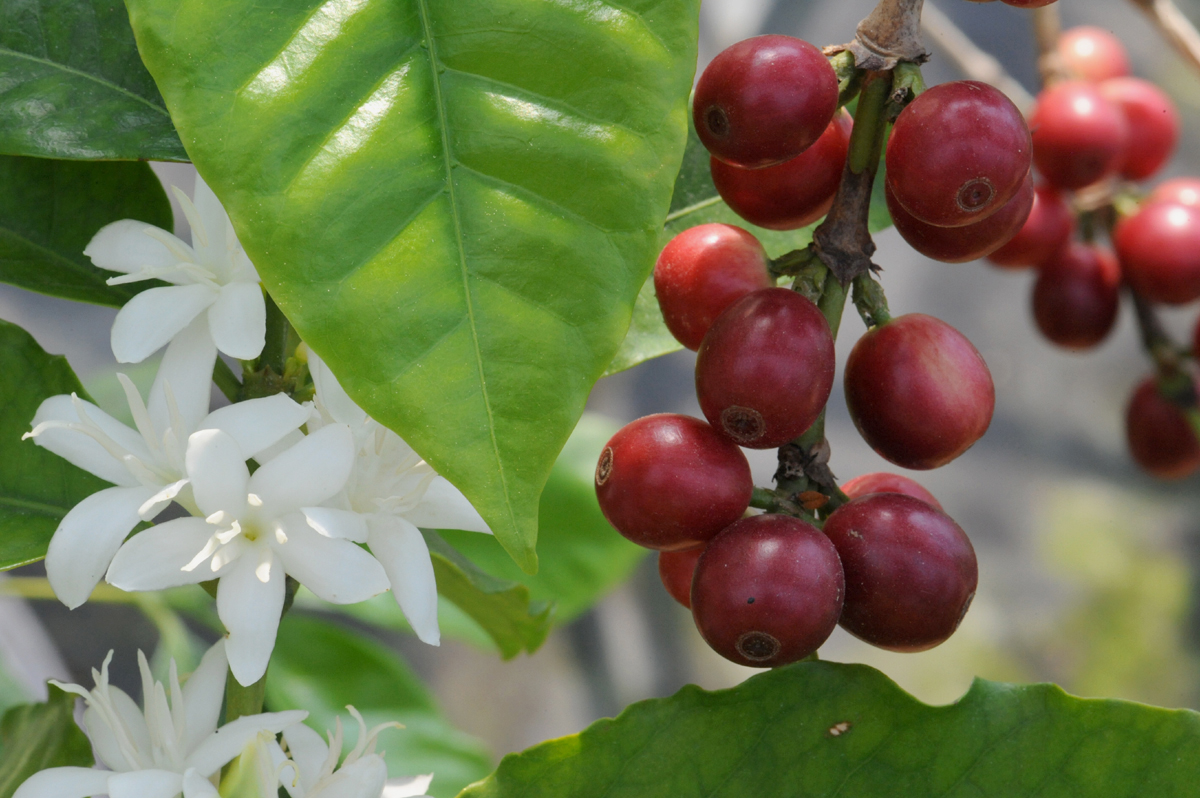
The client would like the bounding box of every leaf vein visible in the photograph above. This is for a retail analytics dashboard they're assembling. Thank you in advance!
[0,48,171,118]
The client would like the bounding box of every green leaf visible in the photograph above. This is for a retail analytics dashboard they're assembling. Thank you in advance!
[0,319,109,571]
[0,0,186,160]
[266,614,492,798]
[0,155,172,306]
[123,0,701,573]
[0,685,93,798]
[459,661,1200,798]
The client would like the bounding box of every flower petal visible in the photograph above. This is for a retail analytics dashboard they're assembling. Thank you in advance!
[46,486,156,609]
[185,429,249,518]
[84,684,151,771]
[307,351,367,429]
[301,507,368,543]
[181,769,219,798]
[366,516,439,645]
[403,477,491,534]
[111,284,217,364]
[182,641,228,754]
[11,766,111,798]
[312,755,387,798]
[106,769,183,798]
[198,395,310,460]
[138,479,189,521]
[147,314,218,436]
[281,723,328,793]
[383,775,435,798]
[29,395,149,486]
[207,282,265,360]
[188,176,235,263]
[85,219,191,280]
[105,517,223,592]
[217,550,285,686]
[249,424,354,519]
[274,519,389,604]
[185,710,307,777]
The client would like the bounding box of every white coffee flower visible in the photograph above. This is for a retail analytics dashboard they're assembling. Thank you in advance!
[85,173,265,363]
[12,640,305,798]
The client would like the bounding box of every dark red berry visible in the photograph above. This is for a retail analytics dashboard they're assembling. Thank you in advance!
[691,514,844,667]
[1032,243,1120,350]
[1031,81,1129,190]
[1058,26,1131,83]
[987,182,1075,269]
[693,36,838,169]
[695,288,836,449]
[1100,78,1180,181]
[710,110,852,231]
[1001,0,1058,5]
[1126,376,1200,479]
[845,314,995,470]
[1114,201,1200,305]
[1150,178,1200,208]
[654,224,774,351]
[658,546,705,609]
[823,494,978,652]
[595,414,752,551]
[887,81,1032,227]
[841,472,943,511]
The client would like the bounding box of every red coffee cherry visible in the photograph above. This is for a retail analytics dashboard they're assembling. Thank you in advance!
[1100,78,1180,181]
[1001,0,1058,5]
[710,110,852,231]
[1058,26,1131,83]
[658,546,705,609]
[1126,376,1200,479]
[823,494,978,652]
[886,81,1032,227]
[1150,178,1200,208]
[841,472,943,511]
[1114,201,1200,305]
[1032,243,1121,350]
[595,414,753,551]
[693,35,838,169]
[695,288,836,449]
[887,173,1034,264]
[1030,81,1129,190]
[691,514,844,667]
[845,314,995,470]
[987,183,1075,269]
[653,224,774,351]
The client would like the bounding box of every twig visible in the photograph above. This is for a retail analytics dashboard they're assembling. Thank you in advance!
[1030,6,1066,86]
[920,1,1035,111]
[1129,0,1200,75]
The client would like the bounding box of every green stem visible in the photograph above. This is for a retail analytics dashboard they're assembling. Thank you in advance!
[224,673,267,724]
[852,273,892,328]
[885,62,926,121]
[830,50,865,109]
[212,358,242,403]
[847,72,892,177]
[259,291,291,377]
[750,487,822,528]
[818,276,849,339]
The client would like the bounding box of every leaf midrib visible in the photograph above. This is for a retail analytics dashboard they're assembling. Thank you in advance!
[0,46,170,118]
[0,495,70,518]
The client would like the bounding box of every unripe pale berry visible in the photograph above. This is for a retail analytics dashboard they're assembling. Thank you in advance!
[987,183,1075,269]
[1126,376,1200,479]
[1030,81,1129,190]
[1032,243,1120,350]
[1114,201,1200,305]
[841,472,943,511]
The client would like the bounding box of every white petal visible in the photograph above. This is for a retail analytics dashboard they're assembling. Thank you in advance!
[148,314,218,436]
[310,755,387,798]
[46,486,156,608]
[281,723,328,792]
[301,507,369,543]
[84,685,151,771]
[138,479,189,521]
[249,424,354,519]
[207,282,265,360]
[111,284,218,364]
[29,395,149,486]
[182,641,228,754]
[383,775,434,798]
[184,710,307,778]
[217,550,285,686]
[107,769,183,798]
[366,516,439,645]
[189,176,235,261]
[198,395,310,459]
[181,769,219,798]
[12,766,111,798]
[274,519,389,604]
[185,429,249,518]
[307,350,368,428]
[403,476,492,534]
[105,518,223,592]
[251,429,305,465]
[85,219,190,280]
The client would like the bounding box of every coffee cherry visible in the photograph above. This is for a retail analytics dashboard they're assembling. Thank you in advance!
[654,225,774,351]
[658,546,705,608]
[1100,78,1180,181]
[1030,81,1129,190]
[1150,178,1200,208]
[987,183,1075,269]
[693,35,838,169]
[691,514,844,667]
[1032,243,1121,350]
[886,173,1034,263]
[1001,0,1058,6]
[1126,376,1200,479]
[1058,26,1131,83]
[886,81,1032,227]
[841,472,943,511]
[1114,201,1200,305]
[595,414,753,551]
[823,494,978,652]
[710,111,852,231]
[845,314,995,470]
[695,288,836,449]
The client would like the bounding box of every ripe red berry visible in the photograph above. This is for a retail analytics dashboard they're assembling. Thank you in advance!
[1150,178,1200,208]
[1058,26,1131,83]
[691,514,844,667]
[1001,0,1058,6]
[693,35,838,169]
[844,314,995,470]
[841,472,943,511]
[987,183,1075,269]
[1099,78,1180,181]
[710,110,852,231]
[695,288,836,449]
[1030,81,1129,190]
[1126,376,1200,479]
[1114,201,1200,305]
[595,414,753,551]
[653,224,774,351]
[886,81,1032,227]
[886,173,1034,263]
[1032,243,1121,350]
[823,494,978,652]
[658,546,705,609]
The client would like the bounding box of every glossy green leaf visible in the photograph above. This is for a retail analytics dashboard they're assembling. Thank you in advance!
[0,0,185,160]
[0,319,109,571]
[0,685,93,798]
[0,155,172,306]
[123,0,701,573]
[460,661,1200,798]
[266,614,492,798]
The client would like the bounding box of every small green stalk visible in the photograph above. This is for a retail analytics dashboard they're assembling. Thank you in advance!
[829,50,865,109]
[212,358,242,403]
[852,273,892,328]
[750,487,822,528]
[223,672,267,724]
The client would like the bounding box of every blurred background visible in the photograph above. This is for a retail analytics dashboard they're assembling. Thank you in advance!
[3,0,1200,787]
